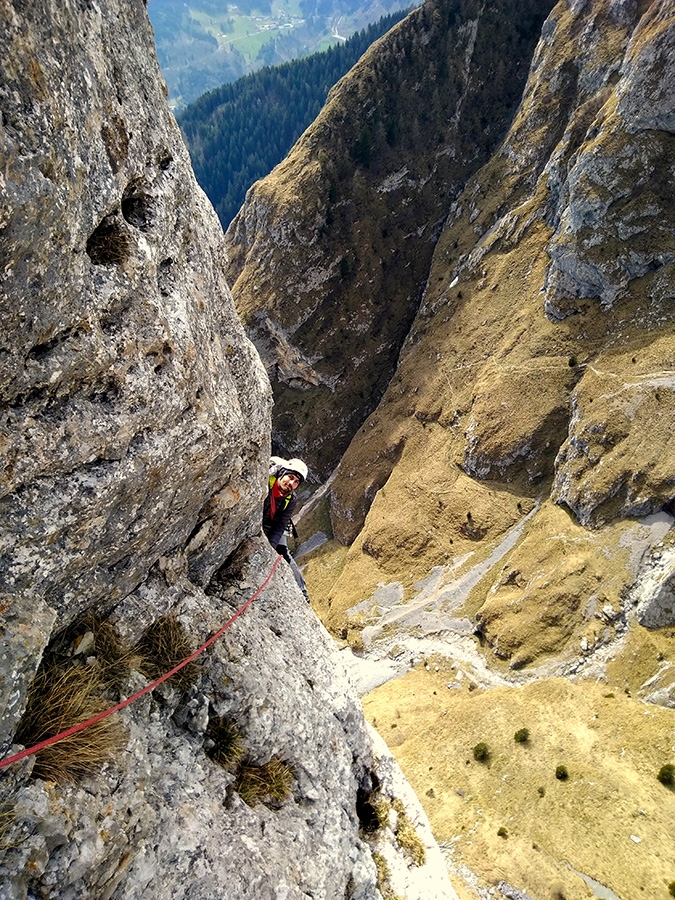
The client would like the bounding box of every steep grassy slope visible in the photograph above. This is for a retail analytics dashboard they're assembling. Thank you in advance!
[291,1,675,897]
[225,0,556,478]
[322,0,675,656]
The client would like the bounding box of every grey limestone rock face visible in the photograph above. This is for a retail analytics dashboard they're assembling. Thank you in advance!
[617,0,675,134]
[543,0,675,318]
[634,543,675,628]
[0,3,455,899]
[0,0,271,746]
[1,539,457,900]
[551,362,675,527]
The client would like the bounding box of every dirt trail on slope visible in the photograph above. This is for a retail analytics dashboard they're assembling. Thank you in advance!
[319,511,675,900]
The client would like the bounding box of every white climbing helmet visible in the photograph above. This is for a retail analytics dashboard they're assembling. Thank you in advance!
[285,458,308,484]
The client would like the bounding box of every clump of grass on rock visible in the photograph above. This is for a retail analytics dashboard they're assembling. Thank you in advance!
[0,803,18,849]
[135,615,199,688]
[373,851,389,883]
[234,758,295,807]
[206,716,244,770]
[13,611,135,782]
[371,841,405,900]
[357,787,390,834]
[74,612,135,689]
[47,610,135,690]
[15,662,127,782]
[392,798,426,866]
[86,218,132,266]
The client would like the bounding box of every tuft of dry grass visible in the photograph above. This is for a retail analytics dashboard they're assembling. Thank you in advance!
[86,219,132,266]
[372,852,405,900]
[234,758,295,807]
[135,615,199,688]
[0,803,18,849]
[65,612,135,690]
[90,617,134,689]
[206,716,244,770]
[373,851,389,884]
[391,798,426,866]
[45,610,135,692]
[15,663,127,782]
[372,795,391,829]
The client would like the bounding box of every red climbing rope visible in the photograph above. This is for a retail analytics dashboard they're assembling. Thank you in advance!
[0,555,282,772]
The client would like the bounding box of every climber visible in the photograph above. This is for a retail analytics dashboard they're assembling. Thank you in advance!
[263,456,310,601]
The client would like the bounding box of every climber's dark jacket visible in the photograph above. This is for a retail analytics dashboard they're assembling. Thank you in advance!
[262,475,297,550]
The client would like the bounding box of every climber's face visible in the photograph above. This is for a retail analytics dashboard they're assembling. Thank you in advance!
[277,472,300,494]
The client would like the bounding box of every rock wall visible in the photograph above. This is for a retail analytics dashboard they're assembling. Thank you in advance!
[543,0,675,318]
[2,534,460,900]
[0,0,271,746]
[0,3,456,899]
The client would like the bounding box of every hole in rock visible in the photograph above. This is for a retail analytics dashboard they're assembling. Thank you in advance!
[122,182,156,231]
[158,257,174,296]
[86,217,132,266]
[355,771,382,834]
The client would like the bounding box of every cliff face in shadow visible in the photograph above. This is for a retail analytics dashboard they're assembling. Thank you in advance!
[0,3,455,899]
[224,0,556,479]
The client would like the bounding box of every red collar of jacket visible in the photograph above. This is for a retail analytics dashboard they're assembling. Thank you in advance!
[269,476,292,518]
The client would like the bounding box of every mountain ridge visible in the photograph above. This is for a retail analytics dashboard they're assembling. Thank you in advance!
[148,0,418,107]
[179,9,411,228]
[225,0,555,478]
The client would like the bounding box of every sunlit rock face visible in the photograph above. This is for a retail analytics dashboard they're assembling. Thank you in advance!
[543,0,675,318]
[0,0,271,742]
[0,4,457,900]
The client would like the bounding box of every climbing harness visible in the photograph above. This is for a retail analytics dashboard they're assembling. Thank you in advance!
[0,555,282,772]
